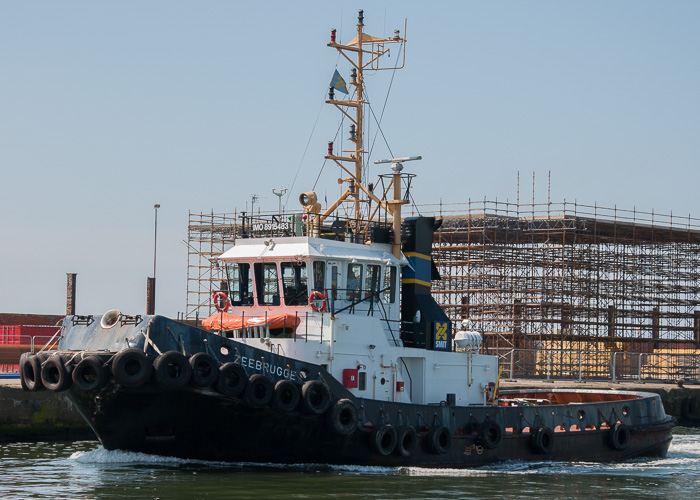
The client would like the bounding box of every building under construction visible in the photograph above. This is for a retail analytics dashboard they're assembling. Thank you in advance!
[185,199,700,380]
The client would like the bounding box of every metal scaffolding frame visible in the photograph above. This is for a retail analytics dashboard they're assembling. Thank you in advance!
[186,201,700,365]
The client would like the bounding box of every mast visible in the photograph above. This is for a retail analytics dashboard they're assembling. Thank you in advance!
[299,10,410,257]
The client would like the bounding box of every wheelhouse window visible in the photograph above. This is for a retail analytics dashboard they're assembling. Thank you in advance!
[254,262,280,305]
[347,263,363,300]
[365,264,381,298]
[382,265,397,303]
[226,263,253,306]
[281,261,308,306]
[312,261,325,292]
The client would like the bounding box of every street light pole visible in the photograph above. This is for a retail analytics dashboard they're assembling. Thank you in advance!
[148,203,160,315]
[153,204,160,279]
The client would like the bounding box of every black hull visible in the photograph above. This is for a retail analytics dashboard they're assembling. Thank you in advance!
[67,384,674,467]
[32,315,675,468]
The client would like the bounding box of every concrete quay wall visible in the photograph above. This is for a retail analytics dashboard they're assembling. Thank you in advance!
[0,379,95,443]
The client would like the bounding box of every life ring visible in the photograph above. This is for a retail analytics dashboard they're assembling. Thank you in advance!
[153,351,192,391]
[609,422,631,451]
[531,426,554,454]
[212,291,230,312]
[478,420,503,449]
[428,425,452,454]
[308,291,327,312]
[189,352,219,387]
[326,399,358,435]
[272,379,300,412]
[371,424,397,456]
[300,379,331,415]
[72,355,108,392]
[395,426,418,457]
[112,348,152,388]
[217,362,248,398]
[41,355,72,392]
[681,397,697,420]
[246,374,274,408]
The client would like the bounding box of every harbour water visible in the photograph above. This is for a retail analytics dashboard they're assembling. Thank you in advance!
[0,428,698,499]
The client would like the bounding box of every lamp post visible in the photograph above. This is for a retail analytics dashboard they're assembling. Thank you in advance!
[148,204,160,315]
[153,204,160,279]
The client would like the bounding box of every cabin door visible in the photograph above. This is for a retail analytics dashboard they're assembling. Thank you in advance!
[373,370,392,401]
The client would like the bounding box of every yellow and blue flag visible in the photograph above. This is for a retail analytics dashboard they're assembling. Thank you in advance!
[330,69,349,94]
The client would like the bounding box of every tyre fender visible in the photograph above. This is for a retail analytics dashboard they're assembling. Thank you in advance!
[217,362,248,398]
[72,355,108,392]
[326,399,358,435]
[246,374,274,408]
[112,348,152,388]
[531,426,554,454]
[299,380,331,415]
[371,424,397,456]
[189,352,219,388]
[153,351,192,391]
[41,355,72,392]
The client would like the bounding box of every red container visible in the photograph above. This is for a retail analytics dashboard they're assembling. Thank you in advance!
[396,381,405,392]
[342,368,359,388]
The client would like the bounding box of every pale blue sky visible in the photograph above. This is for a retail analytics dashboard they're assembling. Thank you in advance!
[1,1,698,317]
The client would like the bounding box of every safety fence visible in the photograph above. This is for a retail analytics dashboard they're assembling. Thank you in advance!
[0,331,60,375]
[493,348,700,383]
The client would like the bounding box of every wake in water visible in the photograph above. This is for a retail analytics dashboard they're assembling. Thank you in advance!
[69,427,700,479]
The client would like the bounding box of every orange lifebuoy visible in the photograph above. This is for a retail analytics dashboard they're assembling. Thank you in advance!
[212,292,230,312]
[308,291,327,312]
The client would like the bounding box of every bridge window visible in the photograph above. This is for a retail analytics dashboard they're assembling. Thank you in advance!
[254,262,280,305]
[312,261,325,292]
[347,263,363,300]
[281,262,308,306]
[366,265,381,298]
[382,265,397,303]
[226,263,253,306]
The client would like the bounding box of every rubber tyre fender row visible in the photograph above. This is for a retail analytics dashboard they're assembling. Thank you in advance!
[326,399,358,436]
[609,422,631,451]
[371,424,397,456]
[189,352,219,388]
[217,362,248,398]
[153,351,192,391]
[246,374,274,408]
[681,397,697,420]
[478,420,503,449]
[299,380,331,415]
[41,355,72,392]
[72,355,108,392]
[395,426,418,457]
[531,426,554,454]
[112,348,152,388]
[272,379,300,412]
[427,425,451,455]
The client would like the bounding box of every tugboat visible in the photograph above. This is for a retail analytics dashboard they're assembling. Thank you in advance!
[21,11,675,467]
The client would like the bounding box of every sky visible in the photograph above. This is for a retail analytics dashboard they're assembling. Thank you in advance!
[1,1,698,318]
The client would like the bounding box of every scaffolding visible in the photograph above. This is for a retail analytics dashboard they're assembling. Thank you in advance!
[186,201,700,364]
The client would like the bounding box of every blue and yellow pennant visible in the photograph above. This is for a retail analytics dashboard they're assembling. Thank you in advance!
[330,69,349,94]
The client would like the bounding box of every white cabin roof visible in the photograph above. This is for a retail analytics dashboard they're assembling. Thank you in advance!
[217,236,403,265]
